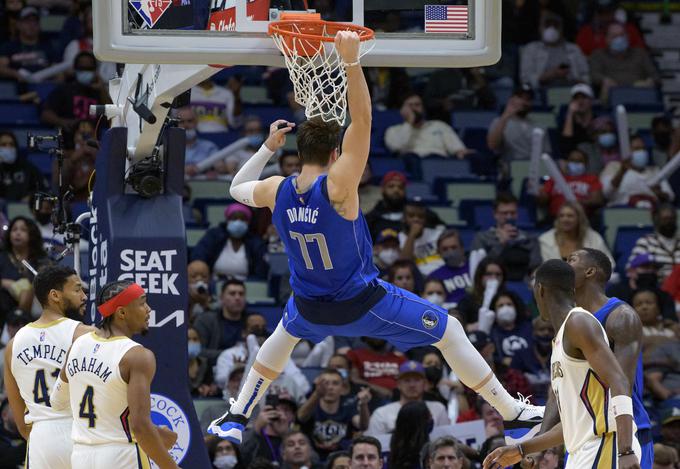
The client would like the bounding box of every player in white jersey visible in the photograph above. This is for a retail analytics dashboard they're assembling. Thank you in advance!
[50,280,179,469]
[484,260,641,469]
[3,265,93,469]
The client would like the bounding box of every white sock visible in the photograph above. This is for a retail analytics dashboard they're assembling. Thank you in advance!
[434,317,520,420]
[229,368,272,418]
[476,375,521,420]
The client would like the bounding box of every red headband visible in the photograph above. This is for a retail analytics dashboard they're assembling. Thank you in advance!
[98,283,145,318]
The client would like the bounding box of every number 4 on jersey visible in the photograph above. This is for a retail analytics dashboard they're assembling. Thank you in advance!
[79,385,97,428]
[33,368,60,406]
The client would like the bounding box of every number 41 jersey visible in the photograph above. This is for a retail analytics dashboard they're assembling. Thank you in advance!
[65,332,140,445]
[11,317,79,423]
[272,175,379,301]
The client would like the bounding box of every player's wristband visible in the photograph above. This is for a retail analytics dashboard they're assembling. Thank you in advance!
[611,395,633,417]
[617,449,635,457]
[516,444,525,457]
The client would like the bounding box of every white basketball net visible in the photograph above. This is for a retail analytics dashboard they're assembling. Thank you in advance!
[270,23,374,125]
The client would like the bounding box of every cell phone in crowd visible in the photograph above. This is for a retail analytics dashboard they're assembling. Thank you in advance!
[265,394,279,408]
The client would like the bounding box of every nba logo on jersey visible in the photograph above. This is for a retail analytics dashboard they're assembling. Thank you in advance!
[92,344,100,354]
[149,393,191,468]
[129,0,172,28]
[39,331,45,342]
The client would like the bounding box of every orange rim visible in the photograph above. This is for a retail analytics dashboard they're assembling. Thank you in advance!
[268,15,375,43]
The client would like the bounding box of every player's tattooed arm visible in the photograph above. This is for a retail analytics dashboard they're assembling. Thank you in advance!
[605,304,643,393]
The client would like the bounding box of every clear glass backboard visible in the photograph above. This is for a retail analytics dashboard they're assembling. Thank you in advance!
[94,0,501,67]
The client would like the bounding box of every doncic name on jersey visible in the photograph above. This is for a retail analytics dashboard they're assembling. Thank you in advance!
[149,393,191,467]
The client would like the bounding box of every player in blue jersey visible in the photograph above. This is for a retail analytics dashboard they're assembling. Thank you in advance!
[520,248,652,468]
[208,31,543,443]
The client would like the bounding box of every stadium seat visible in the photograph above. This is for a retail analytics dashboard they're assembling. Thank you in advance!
[527,112,557,129]
[603,207,652,247]
[205,203,230,226]
[267,252,290,276]
[406,181,434,199]
[461,128,489,153]
[245,280,274,304]
[7,202,32,220]
[371,110,402,152]
[451,110,498,131]
[446,181,496,205]
[451,225,476,250]
[421,158,472,185]
[369,157,406,180]
[186,228,206,248]
[240,85,271,104]
[250,304,284,331]
[609,87,660,108]
[27,82,58,101]
[545,87,573,108]
[27,152,52,176]
[510,160,531,197]
[282,133,297,152]
[430,206,461,225]
[192,399,223,420]
[0,81,17,99]
[627,112,660,131]
[187,181,230,200]
[248,106,295,126]
[613,226,653,274]
[0,103,40,125]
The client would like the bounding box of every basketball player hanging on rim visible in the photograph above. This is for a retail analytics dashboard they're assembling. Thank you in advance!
[483,260,640,469]
[208,31,543,443]
[49,281,179,469]
[3,265,94,469]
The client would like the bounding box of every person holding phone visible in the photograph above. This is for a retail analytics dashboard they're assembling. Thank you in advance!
[519,13,590,88]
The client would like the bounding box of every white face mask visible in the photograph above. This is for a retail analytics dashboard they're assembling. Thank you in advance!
[496,305,517,324]
[426,293,444,306]
[378,248,399,266]
[542,26,560,44]
[185,128,197,141]
[213,455,238,469]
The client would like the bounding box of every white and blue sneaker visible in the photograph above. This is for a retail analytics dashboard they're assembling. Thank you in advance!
[503,394,545,445]
[208,411,249,444]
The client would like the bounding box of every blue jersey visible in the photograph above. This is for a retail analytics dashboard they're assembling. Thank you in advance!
[272,175,379,301]
[593,297,651,430]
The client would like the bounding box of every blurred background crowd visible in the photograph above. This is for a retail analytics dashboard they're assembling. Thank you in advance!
[1,0,680,468]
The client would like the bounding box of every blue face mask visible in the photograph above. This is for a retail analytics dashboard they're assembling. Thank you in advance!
[598,132,616,148]
[610,35,629,53]
[227,219,249,238]
[188,342,201,359]
[0,147,18,164]
[75,70,95,85]
[567,162,586,177]
[337,368,349,380]
[184,128,197,141]
[631,149,649,168]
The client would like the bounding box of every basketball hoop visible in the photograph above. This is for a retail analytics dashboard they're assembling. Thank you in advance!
[268,13,375,125]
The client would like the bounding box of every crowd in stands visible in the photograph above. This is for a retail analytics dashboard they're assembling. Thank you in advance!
[2,0,680,468]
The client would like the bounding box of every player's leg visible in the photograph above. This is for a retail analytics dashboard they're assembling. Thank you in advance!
[209,297,308,442]
[371,280,542,422]
[27,419,73,469]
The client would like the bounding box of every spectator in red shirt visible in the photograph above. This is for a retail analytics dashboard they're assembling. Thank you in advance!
[347,337,405,403]
[537,148,604,221]
[661,265,680,307]
[575,4,645,56]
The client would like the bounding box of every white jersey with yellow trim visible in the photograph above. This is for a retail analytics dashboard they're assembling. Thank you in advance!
[10,317,79,424]
[66,332,141,445]
[550,307,637,454]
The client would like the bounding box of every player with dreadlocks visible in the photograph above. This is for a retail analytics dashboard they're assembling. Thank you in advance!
[50,280,179,469]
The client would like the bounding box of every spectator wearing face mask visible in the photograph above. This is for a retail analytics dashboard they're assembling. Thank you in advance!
[520,13,590,89]
[177,106,219,175]
[373,229,401,278]
[192,202,268,280]
[427,230,472,308]
[41,51,108,130]
[627,204,680,283]
[538,149,604,222]
[607,253,677,321]
[421,351,464,417]
[575,3,646,56]
[578,115,620,174]
[589,22,659,101]
[600,135,675,207]
[188,326,218,398]
[487,291,532,366]
[421,278,448,311]
[510,317,554,402]
[456,257,507,329]
[0,131,48,202]
[560,84,595,155]
[206,437,244,469]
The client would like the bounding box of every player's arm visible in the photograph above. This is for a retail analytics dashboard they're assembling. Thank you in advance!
[538,387,561,434]
[229,120,293,211]
[125,347,180,469]
[567,313,639,468]
[482,423,564,469]
[327,32,371,214]
[3,339,31,440]
[605,305,643,391]
[49,346,73,411]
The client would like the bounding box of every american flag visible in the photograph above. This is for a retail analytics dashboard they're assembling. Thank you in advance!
[424,5,469,34]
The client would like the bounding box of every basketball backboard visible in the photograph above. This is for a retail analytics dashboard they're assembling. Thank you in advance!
[94,0,501,67]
